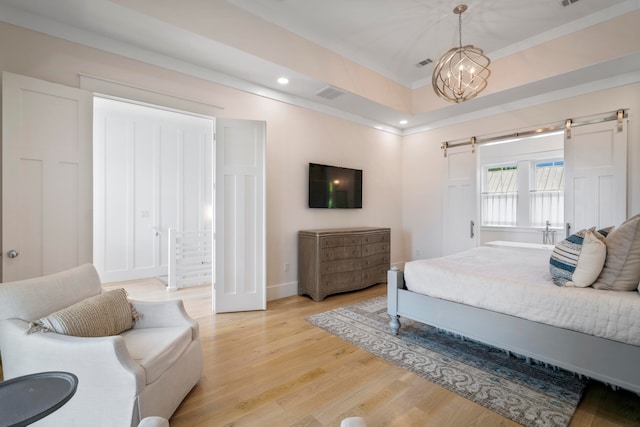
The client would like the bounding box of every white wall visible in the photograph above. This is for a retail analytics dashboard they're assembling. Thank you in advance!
[403,82,640,262]
[0,23,404,299]
[265,110,403,297]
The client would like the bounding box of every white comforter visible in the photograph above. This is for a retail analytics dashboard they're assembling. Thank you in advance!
[404,245,640,346]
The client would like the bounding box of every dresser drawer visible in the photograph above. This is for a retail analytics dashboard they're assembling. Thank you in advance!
[361,253,389,269]
[321,236,362,248]
[362,242,389,256]
[362,265,387,285]
[320,259,361,274]
[320,271,362,292]
[361,232,389,245]
[321,245,361,261]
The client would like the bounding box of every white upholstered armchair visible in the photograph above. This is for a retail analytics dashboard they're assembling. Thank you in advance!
[0,264,203,427]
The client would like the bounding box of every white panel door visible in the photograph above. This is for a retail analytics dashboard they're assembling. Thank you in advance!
[564,119,627,235]
[442,145,478,256]
[2,72,92,282]
[214,119,265,313]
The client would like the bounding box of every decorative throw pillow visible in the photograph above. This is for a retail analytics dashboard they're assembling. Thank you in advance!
[597,226,615,238]
[28,288,136,337]
[593,214,640,291]
[549,228,606,287]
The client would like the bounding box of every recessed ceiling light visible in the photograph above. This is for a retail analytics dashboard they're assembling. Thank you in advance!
[277,77,289,85]
[399,120,408,125]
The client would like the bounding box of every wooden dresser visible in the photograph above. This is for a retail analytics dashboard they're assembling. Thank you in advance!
[298,227,390,301]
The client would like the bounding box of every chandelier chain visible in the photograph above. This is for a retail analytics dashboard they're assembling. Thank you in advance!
[458,13,462,49]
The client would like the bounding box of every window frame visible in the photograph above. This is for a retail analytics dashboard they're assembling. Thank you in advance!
[481,163,519,227]
[478,133,564,230]
[529,158,564,228]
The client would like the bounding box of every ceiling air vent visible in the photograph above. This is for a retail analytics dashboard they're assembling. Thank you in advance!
[416,58,433,67]
[315,86,345,100]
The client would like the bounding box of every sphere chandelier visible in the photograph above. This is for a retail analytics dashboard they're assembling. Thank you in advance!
[432,4,491,103]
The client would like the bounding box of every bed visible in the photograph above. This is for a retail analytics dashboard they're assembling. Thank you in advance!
[387,243,640,394]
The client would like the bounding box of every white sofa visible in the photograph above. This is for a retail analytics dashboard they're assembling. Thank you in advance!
[0,264,203,427]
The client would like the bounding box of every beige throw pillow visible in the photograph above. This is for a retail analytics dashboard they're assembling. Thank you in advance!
[28,288,136,337]
[593,214,640,291]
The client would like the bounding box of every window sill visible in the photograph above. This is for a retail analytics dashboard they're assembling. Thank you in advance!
[485,240,555,250]
[481,225,563,234]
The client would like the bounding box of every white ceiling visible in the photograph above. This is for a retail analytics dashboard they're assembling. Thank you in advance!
[227,0,629,88]
[0,0,638,134]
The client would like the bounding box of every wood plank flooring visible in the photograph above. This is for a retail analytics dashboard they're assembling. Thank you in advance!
[5,279,634,426]
[104,279,640,427]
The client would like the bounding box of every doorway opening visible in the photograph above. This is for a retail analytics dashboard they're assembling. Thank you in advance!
[92,97,214,288]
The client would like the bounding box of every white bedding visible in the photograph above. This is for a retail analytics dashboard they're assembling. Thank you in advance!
[404,245,640,346]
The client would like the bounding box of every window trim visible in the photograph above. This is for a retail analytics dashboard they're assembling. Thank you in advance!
[481,155,564,230]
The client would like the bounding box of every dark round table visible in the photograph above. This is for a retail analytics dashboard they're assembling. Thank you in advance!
[0,371,78,427]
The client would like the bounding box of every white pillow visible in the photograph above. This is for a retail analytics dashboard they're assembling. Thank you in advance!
[549,228,606,287]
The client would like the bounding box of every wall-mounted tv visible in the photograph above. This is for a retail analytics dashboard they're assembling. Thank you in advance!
[308,163,362,209]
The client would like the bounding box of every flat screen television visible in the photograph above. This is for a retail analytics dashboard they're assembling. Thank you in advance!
[308,163,362,208]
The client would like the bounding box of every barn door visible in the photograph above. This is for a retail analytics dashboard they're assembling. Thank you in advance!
[442,144,478,256]
[2,72,92,282]
[214,118,266,313]
[564,118,627,235]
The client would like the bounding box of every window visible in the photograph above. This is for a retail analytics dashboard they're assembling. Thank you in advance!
[530,160,564,227]
[481,159,564,228]
[479,131,564,229]
[482,165,518,226]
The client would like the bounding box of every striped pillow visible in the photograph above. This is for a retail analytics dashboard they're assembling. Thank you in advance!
[549,228,606,287]
[28,288,136,337]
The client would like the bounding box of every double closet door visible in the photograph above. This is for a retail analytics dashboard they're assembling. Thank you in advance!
[442,117,627,255]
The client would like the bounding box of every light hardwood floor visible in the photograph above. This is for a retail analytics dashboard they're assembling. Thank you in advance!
[100,279,640,427]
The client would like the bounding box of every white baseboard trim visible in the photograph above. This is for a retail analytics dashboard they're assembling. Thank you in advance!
[267,281,298,301]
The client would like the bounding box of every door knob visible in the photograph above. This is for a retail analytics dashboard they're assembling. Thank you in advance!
[7,249,19,258]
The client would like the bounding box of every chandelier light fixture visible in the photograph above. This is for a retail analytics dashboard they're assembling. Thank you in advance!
[432,4,491,103]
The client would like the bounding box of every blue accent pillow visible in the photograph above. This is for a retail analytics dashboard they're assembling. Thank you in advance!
[550,228,606,287]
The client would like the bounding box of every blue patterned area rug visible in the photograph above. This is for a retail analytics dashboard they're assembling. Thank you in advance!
[307,296,588,427]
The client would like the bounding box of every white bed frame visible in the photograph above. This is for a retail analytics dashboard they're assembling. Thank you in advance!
[387,267,640,394]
